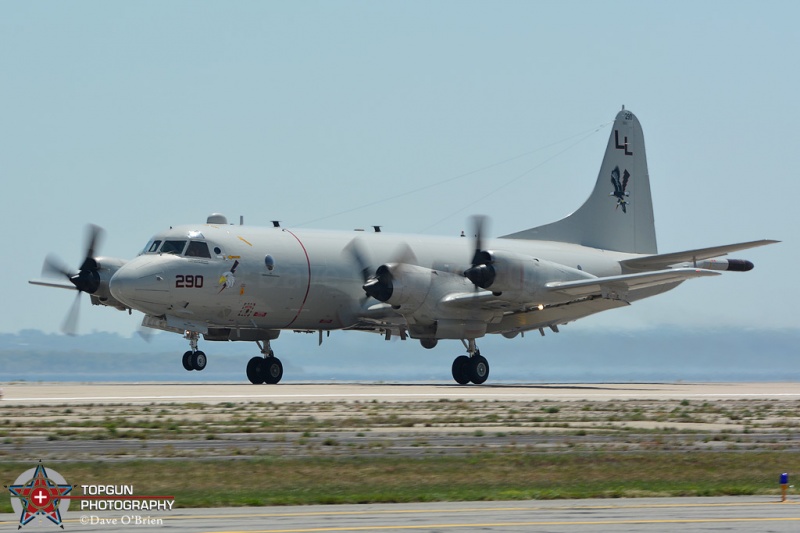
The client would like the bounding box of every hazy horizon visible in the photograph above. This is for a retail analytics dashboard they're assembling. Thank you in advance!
[3,326,797,384]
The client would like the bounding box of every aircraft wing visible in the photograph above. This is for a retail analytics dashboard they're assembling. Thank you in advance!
[544,268,719,299]
[621,239,778,271]
[490,297,631,334]
[441,268,718,311]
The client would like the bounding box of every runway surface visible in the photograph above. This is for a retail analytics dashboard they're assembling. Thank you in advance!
[2,497,800,532]
[3,385,800,531]
[2,381,799,405]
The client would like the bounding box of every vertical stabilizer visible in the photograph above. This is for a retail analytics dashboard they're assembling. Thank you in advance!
[503,108,657,254]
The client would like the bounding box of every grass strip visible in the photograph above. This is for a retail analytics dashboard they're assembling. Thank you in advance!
[3,451,796,512]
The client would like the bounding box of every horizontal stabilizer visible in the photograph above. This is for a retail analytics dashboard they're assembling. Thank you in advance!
[621,239,779,271]
[545,268,719,299]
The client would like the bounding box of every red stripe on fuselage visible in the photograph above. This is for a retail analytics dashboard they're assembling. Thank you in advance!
[282,229,312,328]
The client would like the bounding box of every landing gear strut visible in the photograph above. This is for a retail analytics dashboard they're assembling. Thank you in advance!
[451,339,489,385]
[182,331,207,371]
[246,339,284,385]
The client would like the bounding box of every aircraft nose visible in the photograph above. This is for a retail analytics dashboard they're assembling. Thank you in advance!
[109,258,171,310]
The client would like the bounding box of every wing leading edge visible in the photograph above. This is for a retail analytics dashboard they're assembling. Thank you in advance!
[544,267,719,299]
[620,239,778,271]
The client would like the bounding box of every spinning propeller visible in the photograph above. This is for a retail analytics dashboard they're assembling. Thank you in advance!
[37,224,105,335]
[346,215,495,302]
[344,238,416,303]
[463,215,496,289]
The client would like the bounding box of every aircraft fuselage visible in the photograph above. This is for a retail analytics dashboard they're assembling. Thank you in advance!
[110,223,631,337]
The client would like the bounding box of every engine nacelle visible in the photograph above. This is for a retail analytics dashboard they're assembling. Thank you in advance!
[89,256,129,311]
[364,263,435,312]
[467,250,595,303]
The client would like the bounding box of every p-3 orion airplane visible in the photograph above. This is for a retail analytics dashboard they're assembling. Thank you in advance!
[30,108,777,385]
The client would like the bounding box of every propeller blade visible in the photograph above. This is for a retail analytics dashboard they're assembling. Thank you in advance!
[137,326,154,343]
[28,280,79,291]
[470,215,488,266]
[80,224,104,271]
[343,238,373,284]
[61,291,82,336]
[42,254,74,280]
[464,215,496,289]
[392,242,418,268]
[35,223,109,336]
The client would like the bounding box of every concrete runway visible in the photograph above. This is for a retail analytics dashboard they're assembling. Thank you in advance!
[2,381,799,405]
[3,497,800,532]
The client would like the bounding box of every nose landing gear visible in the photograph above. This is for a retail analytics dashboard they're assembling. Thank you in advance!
[246,339,284,385]
[182,331,207,371]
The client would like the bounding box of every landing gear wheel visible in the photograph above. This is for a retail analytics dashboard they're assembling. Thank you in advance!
[262,357,283,385]
[182,351,194,371]
[468,354,489,385]
[191,351,207,371]
[246,356,265,384]
[451,355,471,385]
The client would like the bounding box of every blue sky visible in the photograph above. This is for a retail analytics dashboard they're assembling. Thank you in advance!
[2,1,796,339]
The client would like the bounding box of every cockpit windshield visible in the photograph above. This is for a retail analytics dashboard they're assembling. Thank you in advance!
[140,236,215,258]
[161,240,187,255]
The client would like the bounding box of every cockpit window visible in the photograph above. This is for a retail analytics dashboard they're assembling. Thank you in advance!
[141,240,162,255]
[161,240,187,255]
[185,241,211,258]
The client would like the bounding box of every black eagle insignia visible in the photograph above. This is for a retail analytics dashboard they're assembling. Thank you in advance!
[609,166,630,213]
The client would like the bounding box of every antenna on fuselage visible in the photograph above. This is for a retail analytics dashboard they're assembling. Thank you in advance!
[272,221,281,228]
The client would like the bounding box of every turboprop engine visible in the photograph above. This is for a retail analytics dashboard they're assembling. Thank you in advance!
[32,224,129,334]
[464,249,596,303]
[363,263,435,311]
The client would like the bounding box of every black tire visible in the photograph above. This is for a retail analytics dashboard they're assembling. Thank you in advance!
[262,357,283,385]
[182,351,194,371]
[451,355,471,385]
[246,357,265,384]
[191,351,207,371]
[468,354,490,385]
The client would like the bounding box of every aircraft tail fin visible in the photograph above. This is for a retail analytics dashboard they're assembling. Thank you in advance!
[503,108,657,254]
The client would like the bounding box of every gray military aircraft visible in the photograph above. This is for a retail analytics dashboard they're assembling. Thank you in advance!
[30,108,776,385]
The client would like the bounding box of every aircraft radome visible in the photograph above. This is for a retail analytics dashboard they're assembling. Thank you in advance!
[30,108,777,385]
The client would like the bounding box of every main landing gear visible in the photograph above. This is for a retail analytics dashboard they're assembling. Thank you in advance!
[179,332,282,384]
[451,339,489,385]
[246,339,284,385]
[182,331,207,371]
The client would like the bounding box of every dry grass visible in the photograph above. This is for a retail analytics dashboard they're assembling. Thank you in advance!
[2,397,799,511]
[2,450,796,511]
